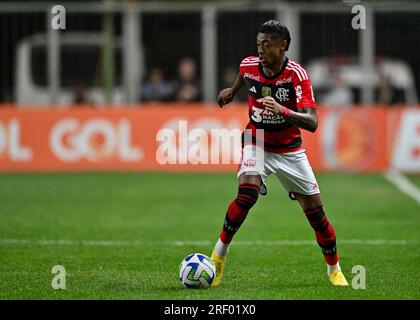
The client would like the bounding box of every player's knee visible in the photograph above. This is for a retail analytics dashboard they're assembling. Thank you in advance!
[296,193,323,212]
[234,183,260,209]
[238,172,262,187]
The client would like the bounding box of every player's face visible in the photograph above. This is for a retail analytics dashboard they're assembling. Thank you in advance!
[257,33,286,67]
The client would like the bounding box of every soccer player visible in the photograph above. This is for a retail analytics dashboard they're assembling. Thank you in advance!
[210,20,349,287]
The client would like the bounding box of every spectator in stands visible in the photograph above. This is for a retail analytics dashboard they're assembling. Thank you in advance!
[173,57,201,102]
[321,72,353,107]
[73,84,88,105]
[377,70,406,106]
[377,73,392,106]
[142,68,174,102]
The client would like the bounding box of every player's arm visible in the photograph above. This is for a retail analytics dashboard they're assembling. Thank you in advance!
[283,107,318,133]
[259,76,318,132]
[217,72,245,108]
[258,97,318,132]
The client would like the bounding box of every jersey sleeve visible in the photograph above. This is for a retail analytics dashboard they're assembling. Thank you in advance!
[294,78,316,109]
[239,56,260,76]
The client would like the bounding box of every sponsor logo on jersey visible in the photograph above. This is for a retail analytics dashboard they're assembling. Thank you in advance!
[296,85,303,103]
[249,86,257,93]
[275,87,289,102]
[244,73,260,82]
[262,86,272,97]
[251,106,286,125]
[275,77,292,86]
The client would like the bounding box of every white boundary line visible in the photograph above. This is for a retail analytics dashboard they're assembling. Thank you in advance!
[0,239,417,247]
[384,170,420,205]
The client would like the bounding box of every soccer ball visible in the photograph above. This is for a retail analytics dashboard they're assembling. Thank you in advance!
[179,253,216,289]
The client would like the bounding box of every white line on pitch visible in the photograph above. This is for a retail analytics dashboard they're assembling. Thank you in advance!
[384,170,420,205]
[0,239,417,247]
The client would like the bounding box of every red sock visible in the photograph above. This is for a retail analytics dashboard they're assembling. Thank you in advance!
[219,183,260,244]
[304,205,339,265]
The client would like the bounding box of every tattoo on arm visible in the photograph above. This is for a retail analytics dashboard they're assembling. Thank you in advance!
[286,108,318,133]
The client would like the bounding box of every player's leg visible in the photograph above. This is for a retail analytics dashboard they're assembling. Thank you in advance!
[216,173,262,254]
[294,192,348,286]
[211,172,262,287]
[272,150,348,286]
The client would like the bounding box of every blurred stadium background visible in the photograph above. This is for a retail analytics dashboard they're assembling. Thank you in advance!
[0,0,419,299]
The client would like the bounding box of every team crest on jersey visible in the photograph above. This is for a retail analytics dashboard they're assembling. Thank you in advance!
[275,87,289,102]
[261,86,271,97]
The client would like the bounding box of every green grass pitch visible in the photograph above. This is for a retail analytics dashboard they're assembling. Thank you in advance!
[0,172,419,299]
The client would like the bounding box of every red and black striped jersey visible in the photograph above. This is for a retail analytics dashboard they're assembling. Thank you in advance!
[239,56,316,153]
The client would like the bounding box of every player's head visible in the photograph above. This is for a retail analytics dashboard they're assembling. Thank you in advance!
[257,20,291,67]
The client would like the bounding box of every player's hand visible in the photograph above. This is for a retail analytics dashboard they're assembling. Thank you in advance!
[217,88,234,108]
[257,96,290,118]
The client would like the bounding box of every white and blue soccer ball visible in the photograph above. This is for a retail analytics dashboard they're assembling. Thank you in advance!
[179,253,216,289]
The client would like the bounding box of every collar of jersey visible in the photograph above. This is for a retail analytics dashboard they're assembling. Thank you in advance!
[258,57,289,80]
